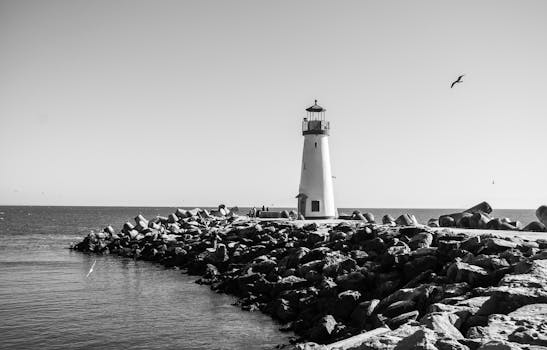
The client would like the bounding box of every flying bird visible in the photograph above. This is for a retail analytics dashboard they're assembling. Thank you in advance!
[86,260,97,278]
[451,75,465,88]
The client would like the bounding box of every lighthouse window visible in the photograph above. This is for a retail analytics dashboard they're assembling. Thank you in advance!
[311,200,320,212]
[314,142,317,148]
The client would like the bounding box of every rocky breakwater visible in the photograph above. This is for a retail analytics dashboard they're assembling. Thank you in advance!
[71,207,547,349]
[431,202,547,233]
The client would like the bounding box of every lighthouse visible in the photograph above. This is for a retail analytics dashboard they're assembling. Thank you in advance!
[297,100,337,219]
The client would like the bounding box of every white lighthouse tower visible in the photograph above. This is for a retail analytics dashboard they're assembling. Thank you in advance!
[297,100,337,219]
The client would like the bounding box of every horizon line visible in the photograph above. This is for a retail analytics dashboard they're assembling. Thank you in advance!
[0,204,537,211]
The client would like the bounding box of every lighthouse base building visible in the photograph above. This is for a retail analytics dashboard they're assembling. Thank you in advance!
[297,100,337,219]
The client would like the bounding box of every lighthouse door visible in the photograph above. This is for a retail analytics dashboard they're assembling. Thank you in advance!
[297,193,307,216]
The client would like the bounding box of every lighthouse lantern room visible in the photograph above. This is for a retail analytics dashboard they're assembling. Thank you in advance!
[297,100,337,219]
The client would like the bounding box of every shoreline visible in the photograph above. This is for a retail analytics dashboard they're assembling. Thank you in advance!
[71,208,547,349]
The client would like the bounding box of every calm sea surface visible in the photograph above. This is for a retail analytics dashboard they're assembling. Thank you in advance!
[0,206,537,349]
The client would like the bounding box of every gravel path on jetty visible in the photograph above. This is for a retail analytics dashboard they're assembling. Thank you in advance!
[72,208,547,350]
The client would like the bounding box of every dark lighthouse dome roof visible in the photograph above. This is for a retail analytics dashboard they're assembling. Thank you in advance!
[306,100,325,112]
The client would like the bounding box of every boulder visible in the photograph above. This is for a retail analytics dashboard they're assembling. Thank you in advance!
[393,327,438,350]
[536,205,547,226]
[436,338,470,350]
[388,310,420,328]
[442,282,471,299]
[175,208,189,218]
[285,247,310,268]
[409,232,434,250]
[352,212,367,221]
[272,275,309,296]
[251,255,277,274]
[396,214,417,226]
[362,237,386,255]
[499,259,547,289]
[134,214,149,231]
[507,304,547,346]
[301,247,331,265]
[446,261,490,287]
[384,300,417,318]
[122,221,135,233]
[465,202,493,215]
[469,212,491,229]
[364,212,375,223]
[471,304,547,348]
[357,322,424,350]
[485,218,503,230]
[298,260,325,277]
[167,213,179,224]
[336,271,367,292]
[523,221,546,232]
[460,236,482,254]
[309,315,337,342]
[273,298,296,322]
[428,219,440,228]
[476,340,523,350]
[439,215,457,228]
[421,312,464,340]
[383,214,396,225]
[335,290,362,319]
[404,255,437,279]
[350,299,380,328]
[477,287,547,316]
[318,277,338,297]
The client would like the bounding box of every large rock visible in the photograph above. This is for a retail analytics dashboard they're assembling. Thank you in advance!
[477,287,547,316]
[409,232,434,250]
[393,327,438,350]
[309,315,337,342]
[355,322,424,350]
[469,212,491,229]
[384,300,417,318]
[272,275,309,296]
[395,214,418,226]
[285,247,310,268]
[388,310,420,328]
[465,202,493,215]
[383,214,396,225]
[480,238,518,255]
[439,215,457,228]
[420,312,464,340]
[523,221,546,232]
[335,290,362,319]
[251,255,277,273]
[476,340,523,350]
[273,298,296,322]
[507,304,547,346]
[336,271,368,292]
[350,299,380,328]
[446,261,491,287]
[499,259,547,289]
[536,205,547,226]
[470,304,547,347]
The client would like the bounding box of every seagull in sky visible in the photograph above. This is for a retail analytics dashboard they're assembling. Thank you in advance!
[86,259,97,278]
[451,74,465,88]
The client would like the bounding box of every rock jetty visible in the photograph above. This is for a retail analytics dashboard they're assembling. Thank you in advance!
[425,202,546,233]
[71,205,547,349]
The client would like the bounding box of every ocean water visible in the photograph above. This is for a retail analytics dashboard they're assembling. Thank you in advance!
[0,206,538,349]
[0,206,293,350]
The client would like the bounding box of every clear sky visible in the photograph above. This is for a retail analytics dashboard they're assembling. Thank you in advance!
[1,0,546,208]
